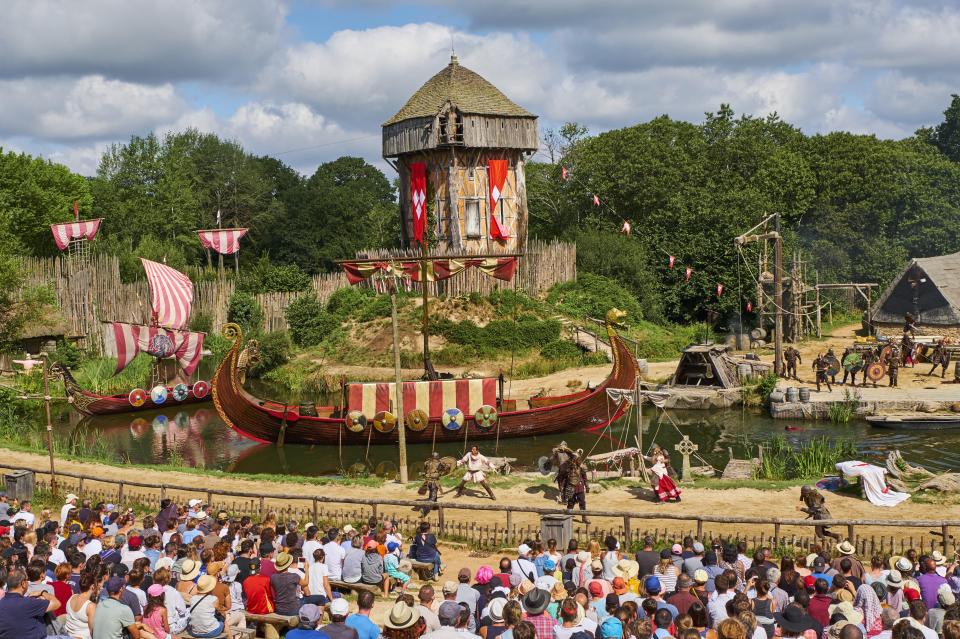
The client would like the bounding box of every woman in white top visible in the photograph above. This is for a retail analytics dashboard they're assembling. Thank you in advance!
[64,573,98,639]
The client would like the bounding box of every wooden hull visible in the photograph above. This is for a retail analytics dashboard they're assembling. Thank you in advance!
[59,367,210,416]
[212,323,638,446]
[866,415,960,430]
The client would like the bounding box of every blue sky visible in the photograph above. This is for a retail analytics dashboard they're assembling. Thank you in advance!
[1,0,957,176]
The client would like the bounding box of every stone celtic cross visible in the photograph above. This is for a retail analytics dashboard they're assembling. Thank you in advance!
[675,435,698,481]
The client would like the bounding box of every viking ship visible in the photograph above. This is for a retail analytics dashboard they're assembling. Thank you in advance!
[61,259,210,416]
[211,308,639,446]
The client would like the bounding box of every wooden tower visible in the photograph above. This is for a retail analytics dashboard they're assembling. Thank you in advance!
[382,53,539,253]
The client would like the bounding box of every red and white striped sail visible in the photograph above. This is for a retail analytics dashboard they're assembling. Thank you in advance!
[141,258,193,329]
[103,322,205,376]
[197,228,248,255]
[50,219,102,250]
[347,378,497,419]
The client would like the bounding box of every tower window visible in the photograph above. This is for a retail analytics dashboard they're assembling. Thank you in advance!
[464,199,481,238]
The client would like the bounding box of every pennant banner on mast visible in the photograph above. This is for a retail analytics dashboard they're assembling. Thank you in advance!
[487,159,510,240]
[197,228,248,255]
[141,258,193,330]
[410,162,427,243]
[50,219,103,250]
[103,322,205,376]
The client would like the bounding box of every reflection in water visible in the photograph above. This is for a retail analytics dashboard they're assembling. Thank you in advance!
[50,401,960,477]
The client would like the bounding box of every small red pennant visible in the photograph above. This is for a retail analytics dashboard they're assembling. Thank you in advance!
[669,255,675,269]
[592,194,600,207]
[621,220,631,235]
[717,283,724,297]
[746,301,753,312]
[561,166,568,181]
[685,267,692,282]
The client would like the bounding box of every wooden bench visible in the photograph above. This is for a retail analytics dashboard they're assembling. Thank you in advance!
[410,559,436,580]
[244,612,299,639]
[330,579,383,596]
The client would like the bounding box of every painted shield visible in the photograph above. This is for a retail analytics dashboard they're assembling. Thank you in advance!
[128,388,147,407]
[406,409,429,432]
[842,353,862,372]
[373,410,397,433]
[825,356,841,377]
[473,404,499,429]
[192,380,210,399]
[172,383,189,402]
[441,407,465,431]
[345,410,367,433]
[146,333,175,359]
[150,385,168,405]
[867,362,886,381]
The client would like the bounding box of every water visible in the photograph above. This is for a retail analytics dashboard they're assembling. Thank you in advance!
[36,397,960,477]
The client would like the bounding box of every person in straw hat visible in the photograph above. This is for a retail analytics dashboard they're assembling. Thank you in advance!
[612,558,640,596]
[187,574,224,638]
[832,541,866,582]
[884,569,906,612]
[271,551,312,617]
[482,598,509,639]
[383,600,427,639]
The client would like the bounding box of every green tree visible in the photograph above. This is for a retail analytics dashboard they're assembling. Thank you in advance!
[924,94,960,162]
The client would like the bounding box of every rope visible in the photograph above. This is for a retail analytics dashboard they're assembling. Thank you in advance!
[462,421,469,456]
[365,426,373,460]
[507,277,518,400]
[431,422,438,454]
[494,415,501,456]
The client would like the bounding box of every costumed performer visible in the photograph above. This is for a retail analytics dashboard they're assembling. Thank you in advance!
[454,445,496,500]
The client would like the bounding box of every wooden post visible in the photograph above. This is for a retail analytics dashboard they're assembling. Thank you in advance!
[773,215,784,375]
[207,490,213,507]
[438,505,445,536]
[313,498,319,525]
[78,477,84,494]
[41,354,57,497]
[774,522,781,546]
[259,496,266,519]
[623,516,632,547]
[943,524,950,552]
[696,519,703,541]
[391,288,408,484]
[815,273,822,338]
[372,504,379,521]
[160,485,166,501]
[847,524,855,542]
[506,510,514,542]
[118,481,125,506]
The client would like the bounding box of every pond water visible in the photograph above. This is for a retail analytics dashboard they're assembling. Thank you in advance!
[31,395,960,478]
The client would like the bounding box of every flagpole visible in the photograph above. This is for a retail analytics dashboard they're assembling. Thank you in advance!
[421,227,435,380]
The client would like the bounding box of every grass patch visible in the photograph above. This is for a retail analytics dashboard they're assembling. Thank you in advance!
[828,389,860,424]
[753,435,857,480]
[691,477,809,490]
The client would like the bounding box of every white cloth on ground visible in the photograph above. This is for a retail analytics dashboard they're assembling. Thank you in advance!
[835,461,909,507]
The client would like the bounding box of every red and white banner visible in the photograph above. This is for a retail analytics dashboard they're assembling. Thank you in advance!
[561,167,569,180]
[669,255,675,269]
[410,162,427,243]
[717,283,724,297]
[348,377,497,419]
[103,322,205,377]
[197,228,248,255]
[685,266,693,282]
[487,159,510,240]
[620,220,631,235]
[341,257,517,285]
[50,219,102,250]
[141,258,193,330]
[593,194,600,206]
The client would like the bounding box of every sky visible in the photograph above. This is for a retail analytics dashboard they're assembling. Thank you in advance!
[1,0,958,177]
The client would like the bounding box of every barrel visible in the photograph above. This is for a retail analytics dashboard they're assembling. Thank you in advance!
[750,327,768,340]
[768,390,785,403]
[785,387,799,403]
[799,387,811,402]
[737,363,753,382]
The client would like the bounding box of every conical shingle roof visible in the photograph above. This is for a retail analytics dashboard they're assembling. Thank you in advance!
[383,54,534,126]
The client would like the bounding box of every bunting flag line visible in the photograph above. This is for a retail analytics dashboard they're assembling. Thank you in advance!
[340,257,518,286]
[50,219,103,250]
[685,266,693,282]
[103,322,205,377]
[620,220,631,235]
[592,194,600,206]
[141,258,193,330]
[197,228,248,255]
[487,159,510,240]
[669,255,675,269]
[410,162,427,243]
[717,283,724,297]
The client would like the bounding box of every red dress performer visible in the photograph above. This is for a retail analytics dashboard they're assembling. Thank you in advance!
[644,445,681,503]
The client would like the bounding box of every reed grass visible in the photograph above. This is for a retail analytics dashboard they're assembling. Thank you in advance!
[754,434,856,480]
[828,389,860,424]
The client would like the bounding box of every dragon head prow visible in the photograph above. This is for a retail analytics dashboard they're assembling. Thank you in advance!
[605,308,627,324]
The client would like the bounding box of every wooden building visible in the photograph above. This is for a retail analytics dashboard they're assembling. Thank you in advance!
[382,54,538,253]
[872,251,960,338]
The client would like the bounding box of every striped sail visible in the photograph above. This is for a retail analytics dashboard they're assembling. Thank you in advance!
[141,258,193,329]
[197,228,248,255]
[103,322,205,376]
[347,378,497,419]
[50,219,102,250]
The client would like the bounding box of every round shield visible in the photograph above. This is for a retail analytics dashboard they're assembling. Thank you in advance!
[842,353,863,372]
[373,410,397,433]
[825,356,841,377]
[129,418,149,438]
[345,410,367,433]
[473,404,498,429]
[406,409,429,432]
[867,362,886,382]
[146,334,175,359]
[537,456,553,476]
[880,345,894,364]
[150,385,168,405]
[441,407,465,431]
[192,380,210,399]
[128,388,147,407]
[172,383,189,402]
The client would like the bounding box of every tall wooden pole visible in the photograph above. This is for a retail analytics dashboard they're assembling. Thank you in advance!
[421,230,435,380]
[41,354,57,497]
[773,213,784,376]
[390,288,408,484]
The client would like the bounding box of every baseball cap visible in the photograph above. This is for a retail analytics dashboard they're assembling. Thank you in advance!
[612,577,627,594]
[147,584,164,597]
[671,543,683,555]
[589,581,603,596]
[387,541,400,552]
[804,575,816,589]
[443,581,458,595]
[188,499,201,508]
[644,576,661,594]
[693,542,705,553]
[904,588,921,602]
[105,576,126,594]
[329,598,350,616]
[438,601,462,626]
[518,543,532,555]
[693,569,709,584]
[127,536,142,551]
[300,603,322,624]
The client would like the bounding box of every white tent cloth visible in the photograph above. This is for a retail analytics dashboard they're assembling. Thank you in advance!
[835,461,910,507]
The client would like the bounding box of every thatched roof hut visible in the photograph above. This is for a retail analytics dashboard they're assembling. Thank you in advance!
[873,252,960,330]
[668,344,771,388]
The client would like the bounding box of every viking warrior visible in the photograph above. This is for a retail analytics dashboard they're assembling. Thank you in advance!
[903,313,918,337]
[550,442,577,503]
[454,445,496,500]
[929,339,952,379]
[826,349,839,385]
[643,445,681,504]
[840,348,860,387]
[557,451,590,523]
[813,353,832,392]
[798,485,840,540]
[887,345,900,388]
[419,452,447,516]
[901,332,915,367]
[784,347,802,380]
[861,348,877,387]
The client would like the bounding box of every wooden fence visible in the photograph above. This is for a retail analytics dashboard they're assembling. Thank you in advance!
[3,463,954,557]
[20,239,575,351]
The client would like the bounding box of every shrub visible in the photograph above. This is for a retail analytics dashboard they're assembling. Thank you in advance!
[540,340,583,360]
[247,331,292,377]
[575,229,662,321]
[50,339,85,369]
[189,311,213,334]
[238,256,311,293]
[227,292,264,333]
[285,295,339,347]
[547,273,645,322]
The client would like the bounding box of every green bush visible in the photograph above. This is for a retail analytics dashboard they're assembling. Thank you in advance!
[547,273,645,322]
[189,311,213,334]
[430,318,561,352]
[285,295,339,347]
[247,331,292,377]
[238,256,311,293]
[540,340,583,360]
[228,292,264,333]
[50,339,85,369]
[576,230,662,321]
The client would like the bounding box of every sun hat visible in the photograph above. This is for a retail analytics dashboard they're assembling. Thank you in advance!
[299,604,322,625]
[398,559,413,574]
[523,588,550,615]
[577,551,591,564]
[612,577,627,595]
[222,564,240,583]
[385,601,421,630]
[197,575,217,594]
[518,578,535,596]
[671,543,683,555]
[589,581,604,596]
[476,565,494,584]
[552,581,569,601]
[188,499,201,508]
[330,598,350,616]
[590,559,603,572]
[194,511,208,520]
[155,557,174,571]
[147,584,164,597]
[895,557,912,573]
[601,616,623,639]
[489,598,507,623]
[613,559,639,581]
[886,570,903,588]
[828,620,851,639]
[833,589,854,603]
[806,553,820,568]
[644,576,662,595]
[693,569,709,585]
[835,540,856,556]
[342,524,356,535]
[65,493,78,502]
[775,606,814,633]
[442,581,458,595]
[932,551,947,566]
[535,576,556,592]
[180,558,201,581]
[275,552,293,571]
[438,601,461,626]
[829,601,864,625]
